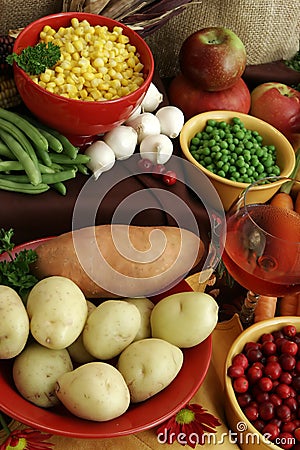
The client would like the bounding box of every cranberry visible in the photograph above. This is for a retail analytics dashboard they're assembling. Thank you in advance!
[267,355,279,363]
[284,397,297,412]
[247,365,263,384]
[258,401,275,421]
[233,376,249,393]
[277,432,294,449]
[281,340,298,356]
[262,422,280,440]
[282,421,297,433]
[272,330,284,340]
[244,341,261,352]
[295,360,300,372]
[276,404,292,422]
[246,347,263,363]
[276,383,291,399]
[138,158,153,172]
[244,404,259,421]
[152,163,166,178]
[227,364,244,378]
[260,333,275,343]
[237,392,252,408]
[275,337,289,350]
[280,353,296,371]
[255,391,270,403]
[253,419,265,432]
[264,361,282,380]
[292,375,300,391]
[294,427,300,441]
[232,353,249,369]
[258,377,273,392]
[280,372,293,385]
[162,170,177,186]
[283,325,297,338]
[262,341,277,356]
[269,393,282,407]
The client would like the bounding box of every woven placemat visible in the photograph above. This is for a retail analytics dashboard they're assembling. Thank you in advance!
[145,0,300,78]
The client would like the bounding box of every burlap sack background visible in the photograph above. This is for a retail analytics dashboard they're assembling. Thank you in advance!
[145,0,300,78]
[0,0,63,34]
[1,0,299,79]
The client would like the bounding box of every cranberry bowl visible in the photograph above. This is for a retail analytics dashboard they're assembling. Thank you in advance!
[225,316,300,450]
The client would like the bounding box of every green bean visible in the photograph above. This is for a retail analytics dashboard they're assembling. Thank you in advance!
[0,141,15,159]
[34,144,52,167]
[51,182,67,196]
[0,118,39,167]
[0,169,75,184]
[0,129,42,186]
[0,107,48,153]
[49,153,91,165]
[38,128,64,153]
[77,163,89,175]
[0,178,49,194]
[0,161,24,172]
[38,163,56,174]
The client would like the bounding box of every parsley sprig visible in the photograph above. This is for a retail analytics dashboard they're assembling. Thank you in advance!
[6,42,61,75]
[0,228,38,299]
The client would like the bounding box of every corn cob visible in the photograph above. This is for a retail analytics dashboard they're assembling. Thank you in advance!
[0,75,21,108]
[0,35,15,75]
[0,35,21,109]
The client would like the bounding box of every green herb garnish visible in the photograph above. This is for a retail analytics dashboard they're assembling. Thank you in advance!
[0,228,38,300]
[6,42,61,75]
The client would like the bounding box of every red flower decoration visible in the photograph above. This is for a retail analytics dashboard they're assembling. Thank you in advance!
[156,403,221,448]
[0,428,54,450]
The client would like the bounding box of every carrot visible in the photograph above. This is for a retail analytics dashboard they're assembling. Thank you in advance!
[295,191,300,214]
[280,294,299,316]
[270,192,294,210]
[254,296,277,323]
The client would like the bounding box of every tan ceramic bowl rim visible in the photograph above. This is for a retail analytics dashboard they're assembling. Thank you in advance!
[180,111,296,189]
[225,316,300,450]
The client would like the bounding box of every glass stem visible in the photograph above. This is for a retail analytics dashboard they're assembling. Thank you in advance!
[239,291,260,327]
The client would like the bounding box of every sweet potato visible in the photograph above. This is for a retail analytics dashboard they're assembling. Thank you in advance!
[31,225,205,298]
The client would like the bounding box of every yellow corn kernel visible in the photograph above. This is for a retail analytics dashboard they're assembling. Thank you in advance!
[55,66,64,73]
[123,68,133,79]
[118,34,129,44]
[79,89,88,99]
[39,72,51,83]
[71,18,80,28]
[57,27,67,36]
[72,52,80,61]
[113,26,123,35]
[93,57,105,69]
[73,39,84,52]
[65,42,75,53]
[71,66,81,74]
[104,92,114,100]
[127,57,136,68]
[55,75,65,86]
[110,79,121,89]
[118,86,130,96]
[83,72,95,81]
[134,62,144,73]
[60,60,72,71]
[89,89,102,100]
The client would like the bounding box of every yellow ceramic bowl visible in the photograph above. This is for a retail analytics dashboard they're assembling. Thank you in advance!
[224,316,300,450]
[180,111,296,211]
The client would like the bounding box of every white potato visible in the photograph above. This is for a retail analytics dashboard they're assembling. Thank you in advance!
[150,292,219,348]
[83,300,141,359]
[117,338,183,403]
[26,276,88,350]
[55,361,130,421]
[13,341,73,407]
[123,297,154,340]
[67,300,96,364]
[0,285,29,359]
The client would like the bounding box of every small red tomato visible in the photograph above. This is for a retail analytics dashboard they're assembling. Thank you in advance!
[152,163,166,178]
[162,170,177,186]
[138,158,153,172]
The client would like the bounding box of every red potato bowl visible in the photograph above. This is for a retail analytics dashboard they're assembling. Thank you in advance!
[0,238,212,439]
[12,12,154,146]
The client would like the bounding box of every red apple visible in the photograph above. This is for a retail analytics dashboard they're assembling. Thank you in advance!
[250,82,300,139]
[179,27,246,92]
[168,73,251,120]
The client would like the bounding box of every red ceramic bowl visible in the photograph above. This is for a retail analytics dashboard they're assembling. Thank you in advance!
[13,12,154,146]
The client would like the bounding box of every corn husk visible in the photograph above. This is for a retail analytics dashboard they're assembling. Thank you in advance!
[64,0,197,36]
